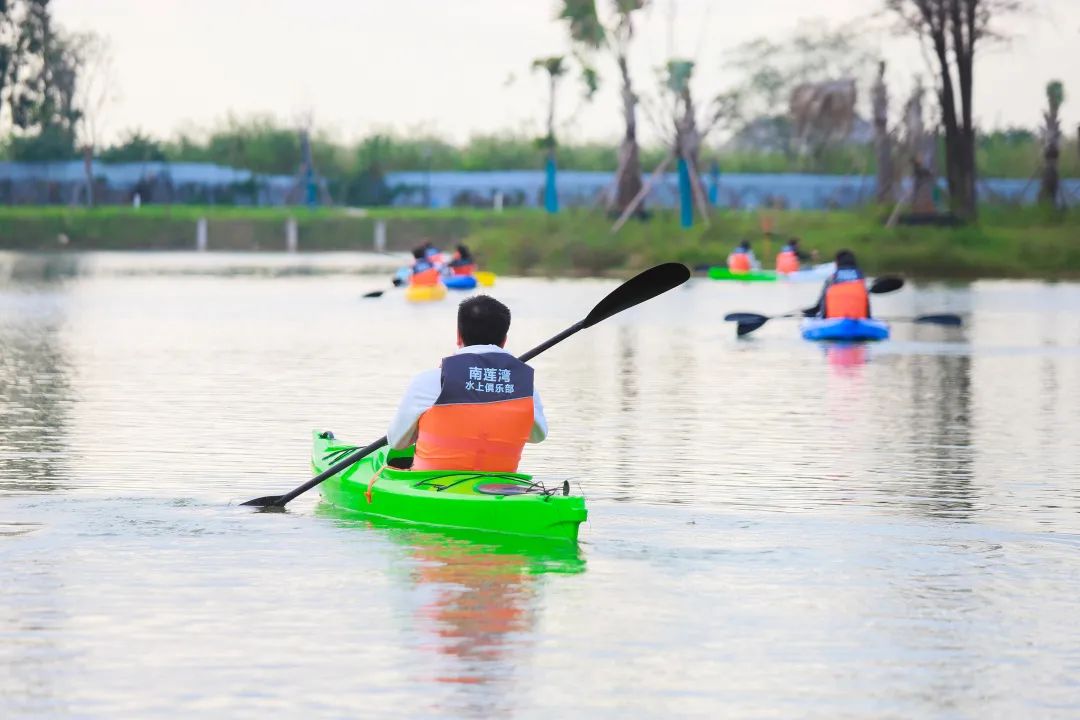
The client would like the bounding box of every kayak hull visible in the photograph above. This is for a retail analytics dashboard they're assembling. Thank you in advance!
[801,317,890,342]
[444,274,478,290]
[708,263,835,283]
[708,267,777,282]
[405,283,448,302]
[313,431,587,543]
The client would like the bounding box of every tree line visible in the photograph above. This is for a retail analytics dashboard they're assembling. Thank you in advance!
[0,0,1075,214]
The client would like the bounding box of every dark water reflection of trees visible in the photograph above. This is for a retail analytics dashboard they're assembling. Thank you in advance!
[0,255,77,493]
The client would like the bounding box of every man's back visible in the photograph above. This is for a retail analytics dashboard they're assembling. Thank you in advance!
[386,296,548,473]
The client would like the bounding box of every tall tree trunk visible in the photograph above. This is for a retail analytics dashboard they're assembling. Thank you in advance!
[904,81,935,213]
[1038,82,1063,207]
[544,72,559,213]
[872,61,894,203]
[82,145,94,207]
[931,27,967,220]
[613,54,643,216]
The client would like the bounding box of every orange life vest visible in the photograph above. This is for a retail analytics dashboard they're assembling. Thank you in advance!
[410,259,441,287]
[727,251,751,273]
[824,270,870,319]
[450,262,476,276]
[413,352,535,473]
[776,249,800,274]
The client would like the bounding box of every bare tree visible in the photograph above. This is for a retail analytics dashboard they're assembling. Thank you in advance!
[872,61,894,203]
[560,0,649,217]
[886,0,1022,220]
[1038,80,1063,207]
[903,77,936,212]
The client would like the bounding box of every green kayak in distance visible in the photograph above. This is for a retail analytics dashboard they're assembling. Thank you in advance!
[707,267,779,282]
[312,430,587,543]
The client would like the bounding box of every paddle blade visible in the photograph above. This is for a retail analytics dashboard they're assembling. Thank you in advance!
[914,313,962,326]
[240,495,284,508]
[582,263,690,328]
[870,276,904,294]
[362,290,385,298]
[736,319,768,337]
[724,312,768,324]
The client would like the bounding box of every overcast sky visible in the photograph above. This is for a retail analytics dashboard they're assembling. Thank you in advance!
[54,0,1080,146]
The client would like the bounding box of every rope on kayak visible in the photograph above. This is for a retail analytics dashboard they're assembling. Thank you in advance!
[365,466,386,504]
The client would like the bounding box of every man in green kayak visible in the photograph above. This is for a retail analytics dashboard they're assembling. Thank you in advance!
[387,295,548,472]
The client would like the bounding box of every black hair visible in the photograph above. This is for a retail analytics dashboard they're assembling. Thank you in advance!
[835,249,857,268]
[738,240,750,250]
[458,295,511,346]
[457,243,471,258]
[412,246,426,260]
[789,237,801,246]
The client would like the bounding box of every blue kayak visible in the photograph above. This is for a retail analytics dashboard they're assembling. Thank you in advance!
[444,274,478,290]
[801,317,890,342]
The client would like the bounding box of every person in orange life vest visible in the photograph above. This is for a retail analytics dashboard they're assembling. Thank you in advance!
[386,295,548,472]
[727,240,760,273]
[775,237,811,274]
[447,244,477,276]
[423,241,447,267]
[410,246,442,287]
[804,249,871,319]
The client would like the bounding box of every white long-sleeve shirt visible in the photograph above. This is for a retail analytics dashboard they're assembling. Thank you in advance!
[386,344,548,450]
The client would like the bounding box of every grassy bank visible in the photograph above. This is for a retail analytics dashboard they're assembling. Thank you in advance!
[0,205,1077,280]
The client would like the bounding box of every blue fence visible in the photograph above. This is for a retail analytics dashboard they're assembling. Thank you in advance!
[0,161,295,206]
[386,170,1080,210]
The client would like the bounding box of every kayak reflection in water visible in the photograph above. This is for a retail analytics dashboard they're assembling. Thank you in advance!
[803,249,872,319]
[386,295,548,472]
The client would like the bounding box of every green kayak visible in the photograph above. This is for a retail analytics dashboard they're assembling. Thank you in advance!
[312,431,587,543]
[707,267,778,282]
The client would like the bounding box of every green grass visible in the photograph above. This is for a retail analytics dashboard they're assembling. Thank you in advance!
[0,205,1077,280]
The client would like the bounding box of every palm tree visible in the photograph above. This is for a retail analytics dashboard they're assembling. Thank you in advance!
[532,56,567,213]
[1039,81,1064,208]
[560,0,648,217]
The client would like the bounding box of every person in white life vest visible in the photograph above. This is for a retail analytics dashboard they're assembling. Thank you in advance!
[386,295,547,472]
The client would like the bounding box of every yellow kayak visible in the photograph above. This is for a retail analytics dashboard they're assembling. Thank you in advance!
[405,283,448,303]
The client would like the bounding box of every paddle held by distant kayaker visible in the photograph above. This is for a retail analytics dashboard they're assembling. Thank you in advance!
[804,249,871,319]
[387,295,547,472]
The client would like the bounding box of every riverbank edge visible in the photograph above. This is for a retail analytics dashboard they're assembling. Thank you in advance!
[0,206,1077,280]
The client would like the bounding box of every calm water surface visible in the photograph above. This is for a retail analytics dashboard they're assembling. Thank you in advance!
[2,252,1079,718]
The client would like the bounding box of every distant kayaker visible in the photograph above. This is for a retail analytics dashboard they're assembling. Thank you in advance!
[410,246,441,287]
[775,237,812,274]
[423,242,447,266]
[727,240,760,273]
[804,249,871,319]
[387,295,548,472]
[447,244,477,276]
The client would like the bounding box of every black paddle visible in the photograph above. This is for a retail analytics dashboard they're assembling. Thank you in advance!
[362,273,410,298]
[881,313,963,326]
[241,262,691,509]
[726,276,905,337]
